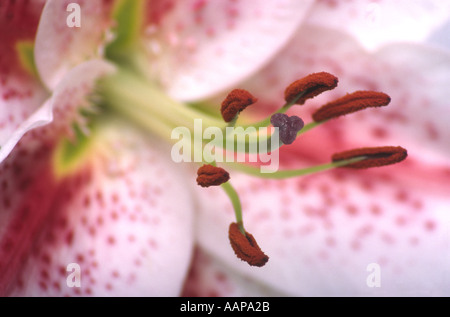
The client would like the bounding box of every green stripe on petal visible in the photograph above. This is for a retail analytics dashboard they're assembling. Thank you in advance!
[52,123,95,180]
[15,41,39,79]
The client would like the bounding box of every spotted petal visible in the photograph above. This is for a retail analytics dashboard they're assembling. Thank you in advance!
[0,59,115,164]
[142,0,314,101]
[0,0,49,163]
[194,165,450,296]
[306,0,450,51]
[238,25,450,165]
[35,0,314,101]
[3,122,195,296]
[192,23,450,296]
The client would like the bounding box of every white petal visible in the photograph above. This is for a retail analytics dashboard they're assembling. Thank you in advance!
[143,0,314,101]
[35,0,114,90]
[425,19,450,51]
[306,0,450,51]
[47,59,116,136]
[0,97,52,163]
[0,59,115,164]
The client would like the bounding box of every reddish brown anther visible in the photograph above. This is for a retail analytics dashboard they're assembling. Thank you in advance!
[312,90,391,122]
[332,146,407,169]
[284,72,338,105]
[220,89,258,122]
[228,222,269,267]
[196,164,230,187]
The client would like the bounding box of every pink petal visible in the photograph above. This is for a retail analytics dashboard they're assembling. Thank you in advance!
[0,0,46,72]
[0,98,52,163]
[143,0,314,101]
[0,59,115,164]
[307,0,450,51]
[4,124,195,296]
[0,0,49,163]
[372,43,450,161]
[182,248,286,296]
[425,19,450,51]
[237,25,450,165]
[0,133,60,295]
[190,23,450,296]
[194,166,450,296]
[34,0,114,90]
[46,59,116,138]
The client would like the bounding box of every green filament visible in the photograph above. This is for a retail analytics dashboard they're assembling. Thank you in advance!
[225,156,366,179]
[221,181,245,235]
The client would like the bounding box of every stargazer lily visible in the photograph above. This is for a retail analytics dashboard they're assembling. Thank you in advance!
[0,0,449,297]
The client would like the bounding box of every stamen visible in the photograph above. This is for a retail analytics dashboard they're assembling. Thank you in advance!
[331,146,407,169]
[284,72,338,105]
[196,164,230,187]
[228,222,269,267]
[270,113,304,145]
[221,89,258,122]
[87,0,409,271]
[312,91,391,122]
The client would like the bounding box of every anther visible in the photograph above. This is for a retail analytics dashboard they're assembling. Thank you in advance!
[196,164,230,187]
[270,113,304,145]
[284,72,338,105]
[312,90,391,122]
[228,222,269,267]
[221,89,258,122]
[332,146,407,169]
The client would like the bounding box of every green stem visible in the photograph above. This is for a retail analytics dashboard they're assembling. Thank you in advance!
[100,69,226,136]
[107,95,176,141]
[100,69,329,157]
[224,156,366,179]
[298,121,324,135]
[207,162,244,233]
[221,181,245,234]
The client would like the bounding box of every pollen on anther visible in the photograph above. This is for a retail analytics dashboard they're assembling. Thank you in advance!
[332,146,407,169]
[228,222,269,267]
[312,90,391,122]
[220,89,257,122]
[284,72,338,105]
[196,164,230,187]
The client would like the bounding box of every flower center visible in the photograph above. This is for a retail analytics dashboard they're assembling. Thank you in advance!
[97,67,407,267]
[89,1,408,267]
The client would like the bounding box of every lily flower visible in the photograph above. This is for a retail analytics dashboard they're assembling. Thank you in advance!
[0,0,448,297]
[0,0,317,296]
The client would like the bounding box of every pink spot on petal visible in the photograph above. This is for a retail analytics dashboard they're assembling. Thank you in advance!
[425,121,440,141]
[107,236,116,245]
[424,220,436,232]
